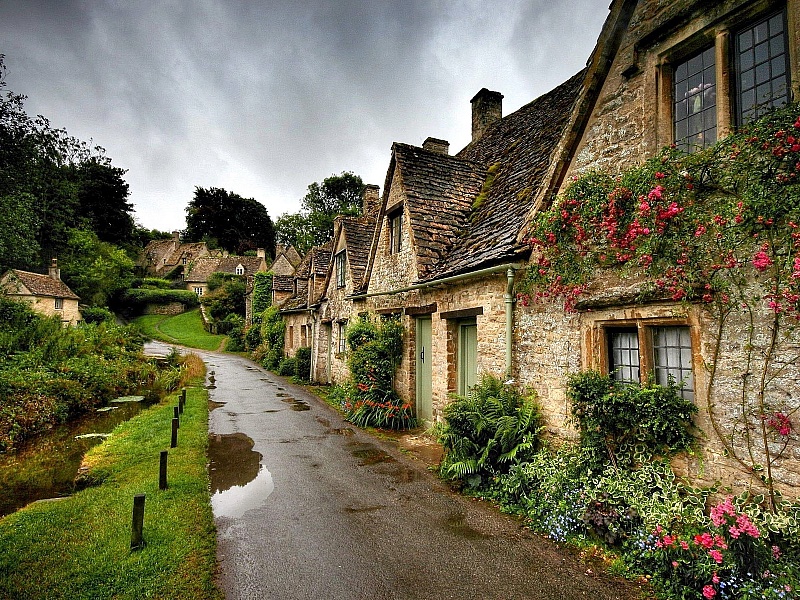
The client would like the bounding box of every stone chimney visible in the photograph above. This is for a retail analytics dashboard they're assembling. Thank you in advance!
[362,184,381,215]
[470,89,503,142]
[48,258,61,281]
[256,248,266,259]
[422,137,449,155]
[275,244,285,257]
[172,230,181,242]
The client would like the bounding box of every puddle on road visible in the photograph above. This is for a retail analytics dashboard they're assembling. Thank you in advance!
[348,442,395,466]
[279,397,310,411]
[209,400,226,411]
[208,432,274,519]
[444,513,488,540]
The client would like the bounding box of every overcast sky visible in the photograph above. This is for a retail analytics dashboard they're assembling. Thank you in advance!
[1,0,609,232]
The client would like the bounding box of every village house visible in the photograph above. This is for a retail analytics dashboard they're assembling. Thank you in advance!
[137,231,211,278]
[272,0,799,498]
[184,251,268,298]
[510,0,800,496]
[0,259,81,324]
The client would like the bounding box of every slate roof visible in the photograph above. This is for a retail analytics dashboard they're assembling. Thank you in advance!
[280,279,309,312]
[184,257,220,283]
[340,215,378,293]
[426,70,586,279]
[387,144,485,280]
[215,256,265,276]
[312,245,331,278]
[184,256,265,283]
[2,270,79,300]
[273,275,294,292]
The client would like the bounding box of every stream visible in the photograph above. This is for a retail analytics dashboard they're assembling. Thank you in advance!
[0,397,152,517]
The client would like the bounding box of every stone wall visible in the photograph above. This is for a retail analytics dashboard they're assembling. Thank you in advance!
[143,302,185,316]
[513,277,800,499]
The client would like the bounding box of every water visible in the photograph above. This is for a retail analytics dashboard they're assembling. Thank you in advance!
[208,432,274,519]
[0,398,150,517]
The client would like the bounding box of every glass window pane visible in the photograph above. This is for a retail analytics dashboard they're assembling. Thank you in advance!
[754,41,769,65]
[754,21,769,44]
[609,329,640,383]
[674,46,716,152]
[740,68,754,91]
[653,326,694,400]
[736,10,787,124]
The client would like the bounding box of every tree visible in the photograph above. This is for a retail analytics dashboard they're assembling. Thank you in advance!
[60,228,135,307]
[184,187,275,255]
[201,273,247,321]
[276,172,365,254]
[0,55,137,268]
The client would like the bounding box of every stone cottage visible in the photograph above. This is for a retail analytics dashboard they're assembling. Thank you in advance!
[137,231,211,278]
[184,252,268,297]
[510,0,800,496]
[0,259,82,324]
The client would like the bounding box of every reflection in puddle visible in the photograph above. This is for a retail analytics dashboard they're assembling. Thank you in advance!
[208,432,274,518]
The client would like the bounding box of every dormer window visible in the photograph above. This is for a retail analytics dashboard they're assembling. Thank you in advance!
[389,208,402,254]
[335,251,346,288]
[182,257,187,265]
[235,264,244,275]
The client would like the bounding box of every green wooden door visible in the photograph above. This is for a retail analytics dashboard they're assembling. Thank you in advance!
[458,319,478,396]
[415,317,432,422]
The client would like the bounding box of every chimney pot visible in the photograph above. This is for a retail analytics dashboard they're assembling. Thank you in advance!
[470,88,503,142]
[362,184,381,215]
[49,258,60,281]
[257,248,266,259]
[422,137,450,155]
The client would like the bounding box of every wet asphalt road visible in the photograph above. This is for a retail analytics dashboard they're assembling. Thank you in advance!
[184,347,646,600]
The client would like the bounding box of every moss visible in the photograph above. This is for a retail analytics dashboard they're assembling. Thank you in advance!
[472,162,502,212]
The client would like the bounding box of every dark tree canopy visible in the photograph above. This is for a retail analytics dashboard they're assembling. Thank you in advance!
[184,186,275,256]
[0,55,136,272]
[276,171,365,254]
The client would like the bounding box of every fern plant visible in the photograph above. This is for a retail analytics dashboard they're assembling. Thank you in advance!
[437,375,543,488]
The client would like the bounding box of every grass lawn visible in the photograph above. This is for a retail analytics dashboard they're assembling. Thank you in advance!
[133,309,226,351]
[0,383,222,600]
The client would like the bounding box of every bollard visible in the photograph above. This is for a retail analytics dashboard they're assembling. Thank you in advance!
[173,406,180,426]
[179,388,186,413]
[130,494,146,550]
[170,418,178,448]
[159,450,168,490]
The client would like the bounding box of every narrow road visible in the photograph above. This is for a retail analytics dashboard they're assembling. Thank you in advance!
[190,348,646,600]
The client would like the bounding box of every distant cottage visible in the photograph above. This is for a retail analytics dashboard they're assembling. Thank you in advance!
[0,259,82,325]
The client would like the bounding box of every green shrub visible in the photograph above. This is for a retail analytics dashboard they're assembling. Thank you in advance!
[339,315,415,430]
[277,357,296,376]
[121,288,199,310]
[437,375,543,488]
[244,324,262,350]
[80,306,116,324]
[257,306,285,371]
[295,347,311,382]
[252,271,273,314]
[139,277,172,289]
[567,371,697,468]
[261,348,283,371]
[221,314,245,351]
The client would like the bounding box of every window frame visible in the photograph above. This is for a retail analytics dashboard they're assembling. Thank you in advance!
[599,320,695,400]
[388,208,403,255]
[335,251,346,289]
[733,8,791,125]
[54,297,64,310]
[337,320,348,354]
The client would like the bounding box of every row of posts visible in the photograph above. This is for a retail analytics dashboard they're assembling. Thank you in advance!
[130,384,189,551]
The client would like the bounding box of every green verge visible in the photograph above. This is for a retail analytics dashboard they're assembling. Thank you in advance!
[0,385,222,600]
[133,309,227,351]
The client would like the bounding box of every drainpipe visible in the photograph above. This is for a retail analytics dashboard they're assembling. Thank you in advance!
[505,267,516,377]
[309,308,316,382]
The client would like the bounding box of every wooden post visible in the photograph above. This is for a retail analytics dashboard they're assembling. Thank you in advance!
[180,388,186,413]
[130,494,146,550]
[173,406,179,424]
[159,450,168,490]
[170,418,178,448]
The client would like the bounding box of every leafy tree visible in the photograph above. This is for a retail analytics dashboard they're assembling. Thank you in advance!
[184,186,275,255]
[60,229,135,307]
[201,273,246,321]
[0,55,137,268]
[276,172,365,254]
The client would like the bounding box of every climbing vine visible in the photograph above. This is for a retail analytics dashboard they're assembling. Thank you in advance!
[520,104,800,509]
